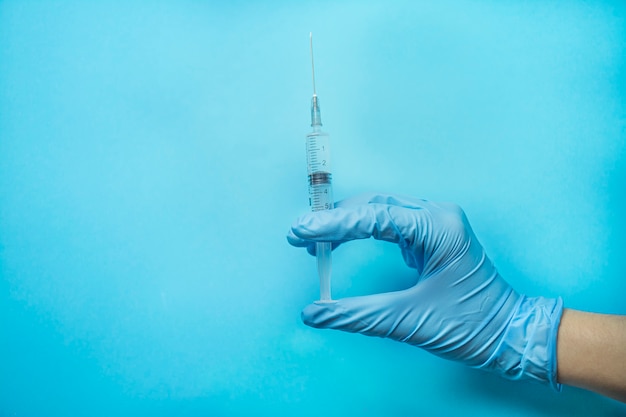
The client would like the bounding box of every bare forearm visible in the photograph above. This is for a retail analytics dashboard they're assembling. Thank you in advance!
[557,308,626,402]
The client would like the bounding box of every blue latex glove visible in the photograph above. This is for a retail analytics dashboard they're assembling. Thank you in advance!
[288,193,563,389]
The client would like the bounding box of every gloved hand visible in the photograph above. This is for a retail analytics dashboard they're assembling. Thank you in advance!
[288,193,563,389]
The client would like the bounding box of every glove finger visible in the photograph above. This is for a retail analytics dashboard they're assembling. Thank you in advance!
[302,290,419,342]
[286,228,343,255]
[289,203,428,246]
[285,237,343,256]
[287,193,446,257]
[287,193,433,248]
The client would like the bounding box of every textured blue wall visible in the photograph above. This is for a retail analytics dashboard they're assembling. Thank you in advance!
[1,1,625,416]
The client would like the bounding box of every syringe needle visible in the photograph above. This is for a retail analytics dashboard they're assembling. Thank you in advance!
[310,32,316,95]
[309,33,322,128]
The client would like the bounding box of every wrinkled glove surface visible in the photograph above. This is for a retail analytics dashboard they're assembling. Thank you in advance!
[288,193,562,389]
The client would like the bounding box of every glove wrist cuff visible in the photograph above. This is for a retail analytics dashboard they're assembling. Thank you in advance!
[482,295,564,391]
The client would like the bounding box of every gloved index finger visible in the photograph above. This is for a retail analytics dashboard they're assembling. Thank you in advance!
[289,203,426,246]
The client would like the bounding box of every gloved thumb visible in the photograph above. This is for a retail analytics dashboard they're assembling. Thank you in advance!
[301,290,414,340]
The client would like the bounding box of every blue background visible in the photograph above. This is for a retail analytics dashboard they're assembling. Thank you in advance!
[1,1,625,416]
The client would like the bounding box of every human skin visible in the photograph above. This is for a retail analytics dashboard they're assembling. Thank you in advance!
[557,309,626,402]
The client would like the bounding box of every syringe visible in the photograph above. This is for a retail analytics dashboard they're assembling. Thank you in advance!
[306,33,333,302]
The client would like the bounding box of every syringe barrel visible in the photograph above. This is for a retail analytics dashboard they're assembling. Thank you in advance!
[306,131,333,211]
[305,130,334,302]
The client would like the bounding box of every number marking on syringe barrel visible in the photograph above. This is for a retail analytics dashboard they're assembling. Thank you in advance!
[306,133,331,172]
[306,132,333,212]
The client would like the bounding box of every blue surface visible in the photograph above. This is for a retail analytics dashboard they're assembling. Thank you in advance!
[1,1,625,416]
